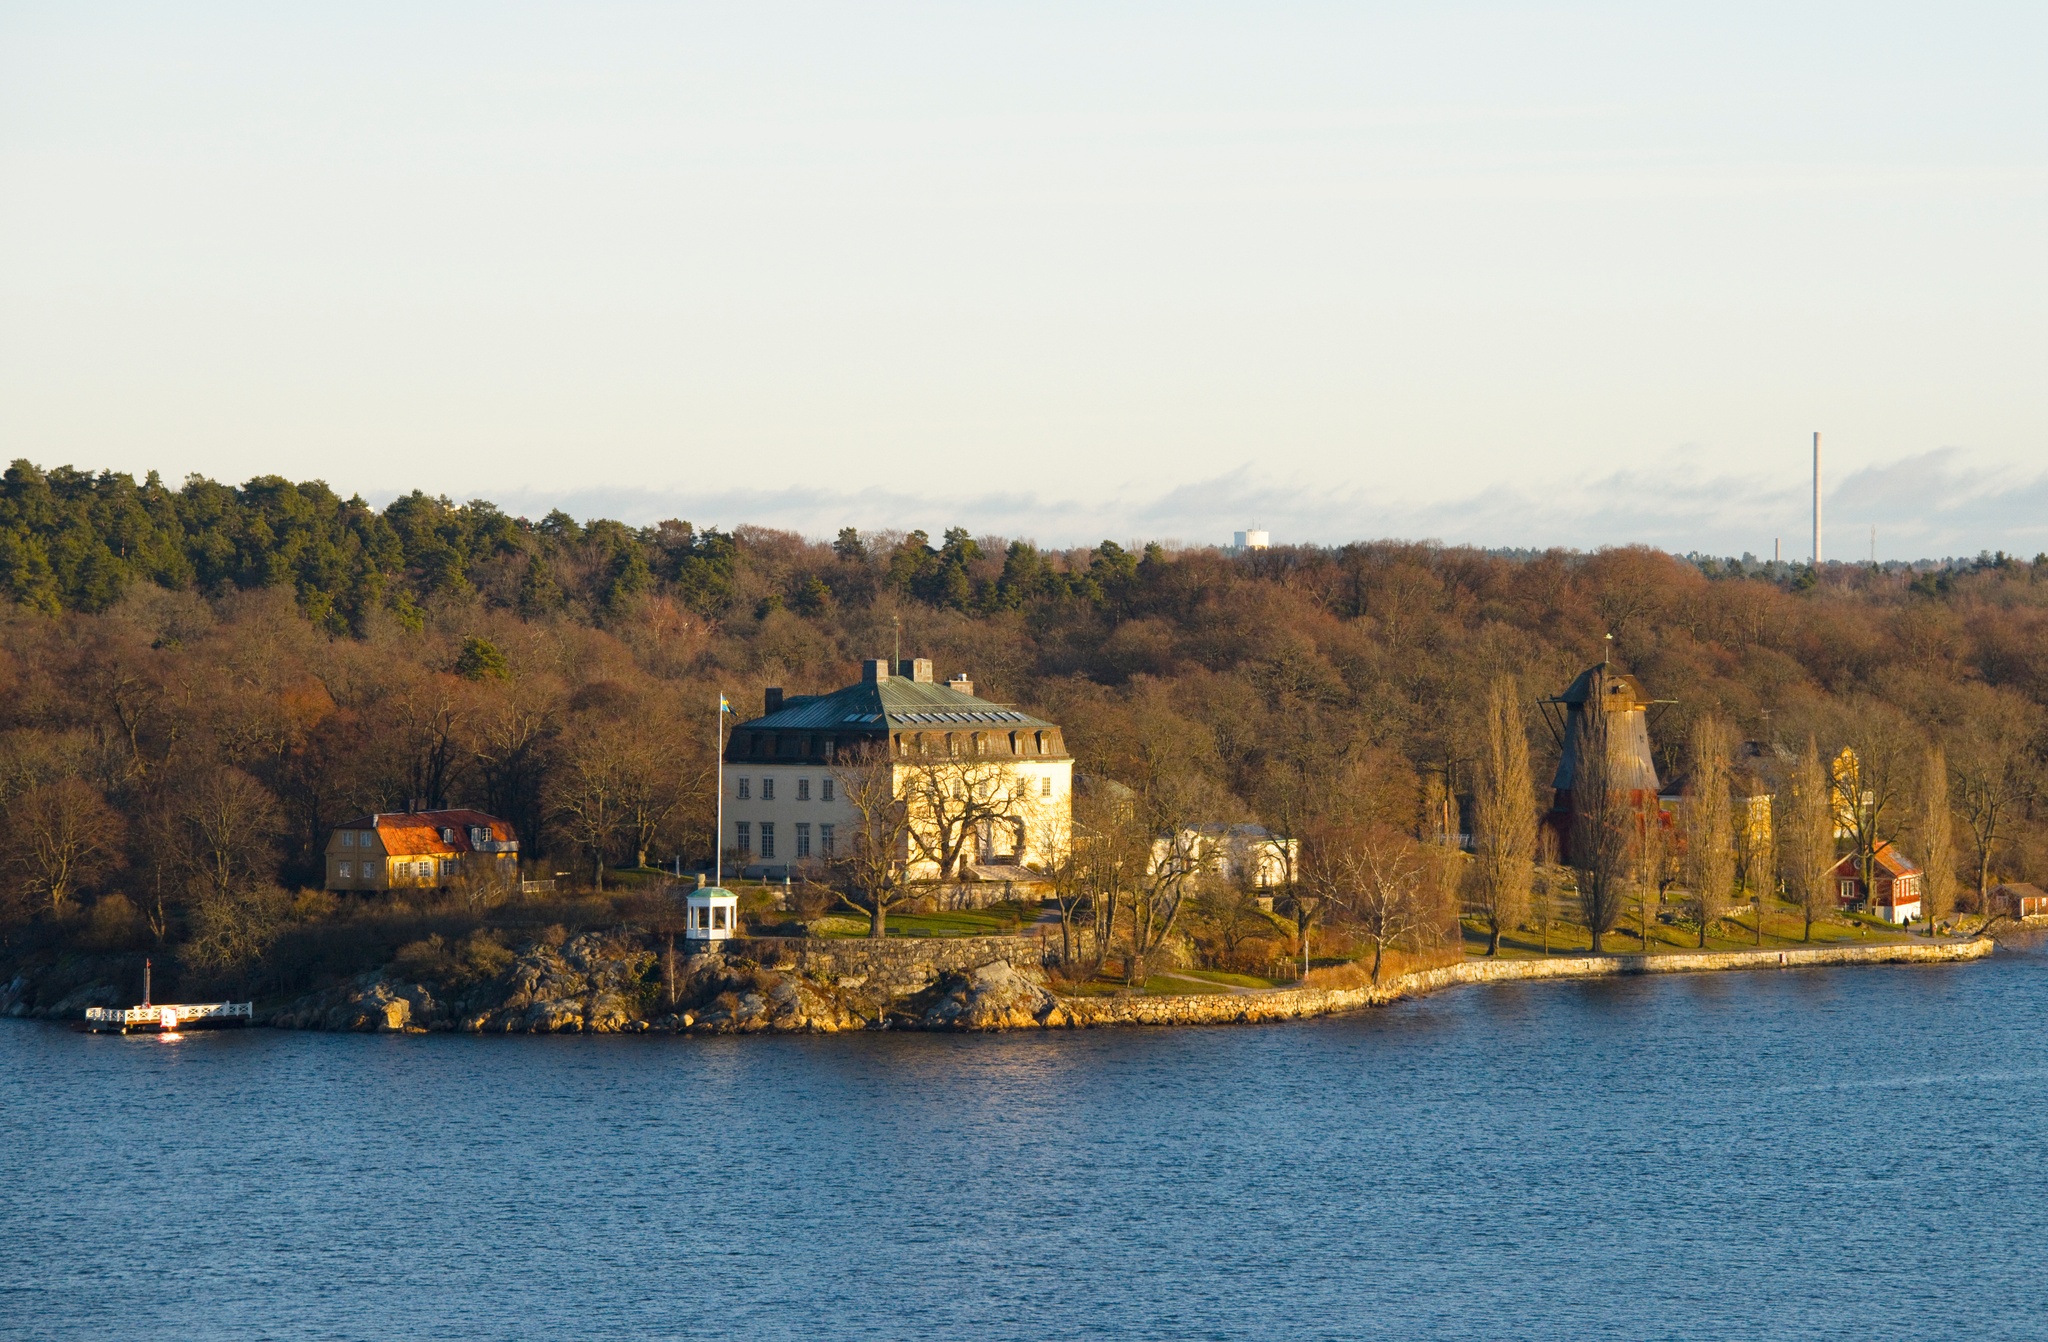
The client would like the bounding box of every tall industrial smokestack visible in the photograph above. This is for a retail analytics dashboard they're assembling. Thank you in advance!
[1811,431,1822,566]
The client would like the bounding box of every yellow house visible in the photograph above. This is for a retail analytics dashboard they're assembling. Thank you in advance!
[325,809,520,893]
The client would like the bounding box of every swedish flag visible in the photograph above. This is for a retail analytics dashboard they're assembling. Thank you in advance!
[719,694,731,713]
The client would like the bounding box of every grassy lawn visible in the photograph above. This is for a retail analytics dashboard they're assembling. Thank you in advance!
[808,905,1039,939]
[1052,977,1131,997]
[1142,974,1234,995]
[1174,968,1278,989]
[1460,903,1911,959]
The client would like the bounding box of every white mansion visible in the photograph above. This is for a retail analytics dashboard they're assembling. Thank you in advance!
[723,658,1073,885]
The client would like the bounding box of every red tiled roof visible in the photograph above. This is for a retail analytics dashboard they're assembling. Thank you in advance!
[333,809,516,857]
[1827,841,1919,883]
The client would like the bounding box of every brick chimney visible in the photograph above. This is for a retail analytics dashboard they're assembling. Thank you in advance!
[946,673,974,696]
[898,657,933,683]
[764,687,783,714]
[862,658,890,683]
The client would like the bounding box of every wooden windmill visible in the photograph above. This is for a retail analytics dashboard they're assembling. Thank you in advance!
[1537,651,1671,864]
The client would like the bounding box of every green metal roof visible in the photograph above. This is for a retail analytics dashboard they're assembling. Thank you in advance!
[734,676,1057,734]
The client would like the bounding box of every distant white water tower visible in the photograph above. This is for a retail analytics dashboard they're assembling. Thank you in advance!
[1233,528,1270,551]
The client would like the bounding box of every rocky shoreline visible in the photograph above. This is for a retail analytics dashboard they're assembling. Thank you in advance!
[2,930,1996,1036]
[262,932,1071,1034]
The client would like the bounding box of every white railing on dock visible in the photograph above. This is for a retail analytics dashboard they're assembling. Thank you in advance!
[86,1002,253,1031]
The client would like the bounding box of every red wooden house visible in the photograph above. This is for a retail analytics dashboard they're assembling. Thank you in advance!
[1989,883,2048,918]
[1828,842,1922,924]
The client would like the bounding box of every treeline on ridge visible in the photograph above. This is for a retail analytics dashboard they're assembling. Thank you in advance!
[1,458,2045,995]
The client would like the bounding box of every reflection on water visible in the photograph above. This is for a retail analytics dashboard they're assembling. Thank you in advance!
[5,949,2048,1341]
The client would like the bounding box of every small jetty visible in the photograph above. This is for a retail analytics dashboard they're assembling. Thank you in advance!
[83,958,252,1033]
[86,1001,253,1033]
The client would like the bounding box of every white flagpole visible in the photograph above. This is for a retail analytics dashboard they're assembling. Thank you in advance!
[715,694,726,889]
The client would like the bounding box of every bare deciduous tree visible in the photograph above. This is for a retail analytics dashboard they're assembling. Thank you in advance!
[1635,805,1674,951]
[1682,715,1738,947]
[1828,700,1919,925]
[448,853,518,913]
[1048,778,1130,975]
[173,765,281,903]
[183,883,291,982]
[827,746,918,938]
[1124,804,1208,986]
[388,670,466,811]
[1255,747,1322,973]
[1471,675,1536,956]
[1295,825,1358,980]
[1533,826,1561,955]
[1738,789,1776,933]
[1570,674,1632,953]
[547,722,633,888]
[1049,780,1135,974]
[1350,825,1433,982]
[1947,703,2040,907]
[1784,737,1838,943]
[74,626,183,783]
[898,755,1030,882]
[616,715,707,870]
[4,777,123,914]
[1920,744,1958,933]
[469,679,559,861]
[1196,881,1284,972]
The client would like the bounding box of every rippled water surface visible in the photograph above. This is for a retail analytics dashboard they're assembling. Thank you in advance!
[7,949,2048,1340]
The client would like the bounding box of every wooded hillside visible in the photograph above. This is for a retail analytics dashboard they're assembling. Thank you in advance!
[2,458,2044,973]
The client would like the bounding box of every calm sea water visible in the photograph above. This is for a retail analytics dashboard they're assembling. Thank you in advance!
[6,948,2048,1341]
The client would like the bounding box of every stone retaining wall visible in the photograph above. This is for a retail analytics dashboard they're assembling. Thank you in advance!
[1054,937,1995,1029]
[717,934,1047,1001]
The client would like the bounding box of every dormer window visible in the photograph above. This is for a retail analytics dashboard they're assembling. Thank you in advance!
[341,830,355,847]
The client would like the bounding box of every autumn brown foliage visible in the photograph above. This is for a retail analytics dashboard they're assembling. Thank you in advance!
[1,463,2044,993]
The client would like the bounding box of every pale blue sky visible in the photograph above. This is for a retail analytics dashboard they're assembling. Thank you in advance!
[3,3,2043,556]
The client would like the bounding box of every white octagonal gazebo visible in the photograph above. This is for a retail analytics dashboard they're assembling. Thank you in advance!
[683,888,739,946]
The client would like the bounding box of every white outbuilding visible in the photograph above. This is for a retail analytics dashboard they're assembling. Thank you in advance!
[684,888,740,946]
